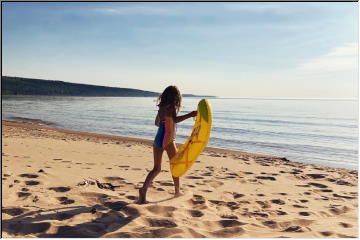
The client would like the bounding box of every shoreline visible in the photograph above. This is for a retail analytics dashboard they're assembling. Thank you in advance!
[2,120,355,172]
[2,119,286,159]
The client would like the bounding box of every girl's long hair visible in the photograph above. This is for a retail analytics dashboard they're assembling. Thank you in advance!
[157,85,182,113]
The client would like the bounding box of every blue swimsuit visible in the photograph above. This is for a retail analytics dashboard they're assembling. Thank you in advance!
[154,118,176,149]
[154,121,166,148]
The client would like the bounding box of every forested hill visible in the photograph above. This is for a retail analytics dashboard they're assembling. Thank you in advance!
[2,76,214,97]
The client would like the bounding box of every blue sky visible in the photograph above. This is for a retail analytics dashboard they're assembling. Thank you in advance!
[2,2,358,98]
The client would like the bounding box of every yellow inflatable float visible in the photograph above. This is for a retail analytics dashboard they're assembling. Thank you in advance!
[170,99,212,177]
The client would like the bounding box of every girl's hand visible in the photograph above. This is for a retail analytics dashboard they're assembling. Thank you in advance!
[189,111,197,118]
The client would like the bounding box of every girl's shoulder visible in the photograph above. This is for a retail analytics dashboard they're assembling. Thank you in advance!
[158,104,176,117]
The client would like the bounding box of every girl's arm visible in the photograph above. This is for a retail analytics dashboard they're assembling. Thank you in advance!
[174,111,197,123]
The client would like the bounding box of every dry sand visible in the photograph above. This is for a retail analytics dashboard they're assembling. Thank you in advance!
[2,120,358,238]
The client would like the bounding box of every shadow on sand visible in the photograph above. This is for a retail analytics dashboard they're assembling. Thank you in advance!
[2,201,140,237]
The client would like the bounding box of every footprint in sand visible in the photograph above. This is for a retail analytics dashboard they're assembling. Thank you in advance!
[25,180,40,186]
[201,189,213,193]
[191,195,206,205]
[221,214,238,219]
[226,202,240,210]
[299,212,311,216]
[329,206,351,215]
[262,220,278,229]
[48,187,71,192]
[17,192,32,198]
[306,174,326,179]
[201,172,212,177]
[333,193,355,199]
[256,201,271,209]
[339,222,353,228]
[293,204,308,208]
[147,218,177,228]
[188,210,204,217]
[218,219,246,228]
[335,180,353,186]
[271,199,286,205]
[159,182,174,187]
[243,212,269,218]
[320,189,333,193]
[282,226,304,232]
[209,200,239,210]
[126,195,137,200]
[308,182,328,188]
[57,197,75,205]
[319,231,333,237]
[19,173,39,178]
[276,210,288,216]
[186,176,204,180]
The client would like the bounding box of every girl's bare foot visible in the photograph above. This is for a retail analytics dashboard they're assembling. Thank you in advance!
[137,188,147,204]
[174,192,183,198]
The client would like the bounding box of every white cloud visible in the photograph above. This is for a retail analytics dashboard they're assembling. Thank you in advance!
[298,43,358,72]
[92,3,304,17]
[92,5,184,16]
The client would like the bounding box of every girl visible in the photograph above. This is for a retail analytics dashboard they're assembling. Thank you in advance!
[138,86,197,204]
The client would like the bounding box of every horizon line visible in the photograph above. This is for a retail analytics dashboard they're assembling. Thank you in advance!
[2,75,357,100]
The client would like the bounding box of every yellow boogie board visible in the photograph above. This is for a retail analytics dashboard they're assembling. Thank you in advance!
[170,99,212,177]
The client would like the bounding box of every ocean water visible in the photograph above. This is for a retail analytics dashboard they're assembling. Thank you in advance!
[2,95,358,170]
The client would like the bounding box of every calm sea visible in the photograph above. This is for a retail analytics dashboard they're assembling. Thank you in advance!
[2,95,358,170]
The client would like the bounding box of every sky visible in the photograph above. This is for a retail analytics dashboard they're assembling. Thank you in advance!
[2,2,358,98]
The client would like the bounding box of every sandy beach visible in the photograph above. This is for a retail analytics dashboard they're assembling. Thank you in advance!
[2,120,358,238]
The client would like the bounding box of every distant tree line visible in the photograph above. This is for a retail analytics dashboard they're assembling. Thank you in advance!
[1,76,215,98]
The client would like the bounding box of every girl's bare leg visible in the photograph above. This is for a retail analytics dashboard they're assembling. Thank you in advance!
[165,142,180,196]
[138,145,164,204]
